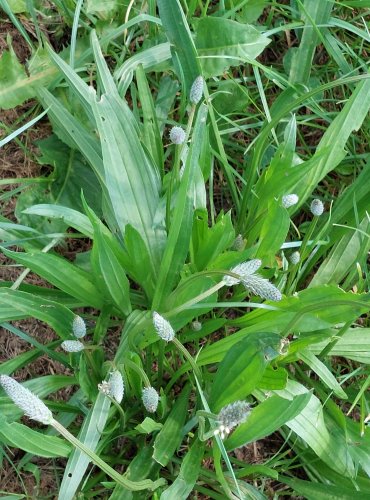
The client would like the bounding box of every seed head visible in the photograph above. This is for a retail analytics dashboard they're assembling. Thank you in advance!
[310,199,324,216]
[190,76,204,105]
[72,315,86,339]
[242,274,282,302]
[169,126,186,145]
[0,375,53,425]
[142,387,159,413]
[153,312,175,342]
[109,370,124,403]
[289,251,300,265]
[282,194,299,209]
[223,259,262,286]
[61,340,84,353]
[191,320,202,331]
[232,234,245,251]
[215,401,251,439]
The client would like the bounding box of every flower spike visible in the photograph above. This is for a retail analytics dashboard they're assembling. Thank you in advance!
[0,375,53,425]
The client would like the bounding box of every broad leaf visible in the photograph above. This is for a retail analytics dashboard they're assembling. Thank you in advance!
[195,17,270,77]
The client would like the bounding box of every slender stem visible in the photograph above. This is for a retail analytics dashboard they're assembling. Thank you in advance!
[124,358,151,387]
[84,349,101,381]
[166,104,196,232]
[318,319,352,358]
[286,217,318,294]
[167,281,225,317]
[11,237,60,290]
[157,342,165,388]
[173,337,202,380]
[51,419,166,491]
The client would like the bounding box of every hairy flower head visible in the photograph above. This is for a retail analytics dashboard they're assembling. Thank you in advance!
[289,251,300,265]
[223,259,262,286]
[72,315,86,339]
[215,401,251,439]
[169,126,186,145]
[310,198,324,216]
[0,375,53,425]
[142,387,159,413]
[190,76,204,104]
[153,312,175,342]
[232,234,245,251]
[242,274,282,302]
[191,320,202,332]
[282,194,299,209]
[61,340,84,353]
[109,370,124,403]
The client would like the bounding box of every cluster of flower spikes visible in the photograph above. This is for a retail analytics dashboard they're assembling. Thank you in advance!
[61,315,86,353]
[223,259,282,302]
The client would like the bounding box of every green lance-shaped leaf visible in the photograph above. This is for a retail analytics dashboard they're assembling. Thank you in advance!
[160,438,205,499]
[225,393,311,451]
[0,288,75,339]
[0,415,71,458]
[152,104,208,309]
[153,385,191,466]
[209,336,272,412]
[1,247,103,309]
[157,0,201,95]
[88,211,132,315]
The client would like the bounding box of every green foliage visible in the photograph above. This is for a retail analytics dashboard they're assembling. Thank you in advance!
[1,1,370,498]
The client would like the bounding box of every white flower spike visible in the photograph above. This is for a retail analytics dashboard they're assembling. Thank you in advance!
[142,387,159,413]
[223,259,282,302]
[61,340,84,353]
[242,274,282,302]
[282,194,299,209]
[169,126,186,145]
[190,76,204,105]
[289,251,300,265]
[216,401,251,439]
[153,312,175,342]
[0,375,53,425]
[223,259,262,286]
[310,198,324,216]
[109,370,124,404]
[72,315,86,339]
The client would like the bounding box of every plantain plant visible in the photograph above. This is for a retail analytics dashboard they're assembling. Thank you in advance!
[1,1,370,498]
